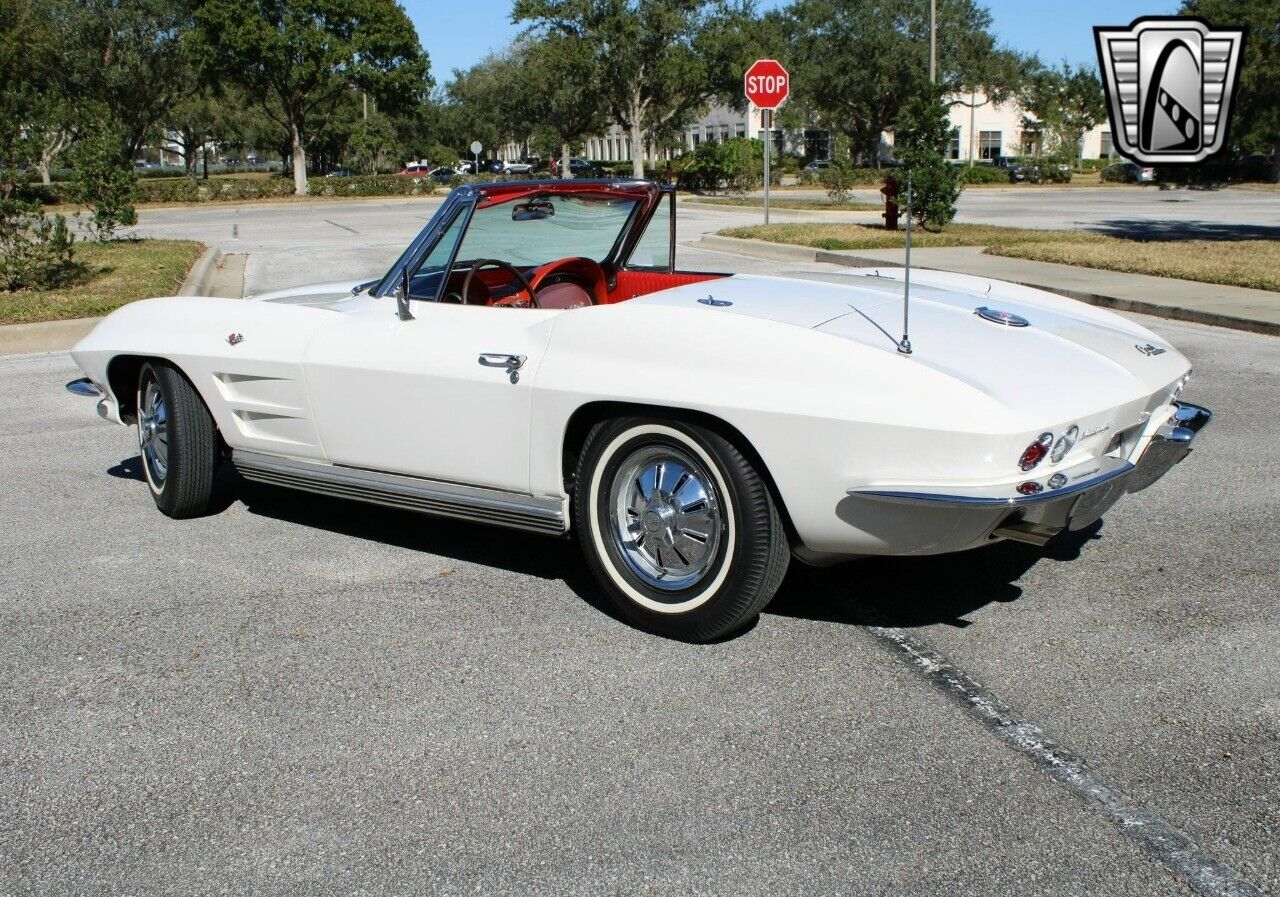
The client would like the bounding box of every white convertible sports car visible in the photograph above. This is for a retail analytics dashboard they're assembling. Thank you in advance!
[67,180,1210,641]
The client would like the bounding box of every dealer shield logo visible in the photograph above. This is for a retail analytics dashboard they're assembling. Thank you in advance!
[1094,17,1245,165]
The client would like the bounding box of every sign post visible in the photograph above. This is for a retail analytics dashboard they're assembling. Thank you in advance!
[470,140,483,174]
[762,110,772,223]
[744,59,790,225]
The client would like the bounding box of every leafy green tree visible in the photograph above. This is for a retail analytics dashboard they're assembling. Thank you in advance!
[786,0,1009,164]
[439,48,535,161]
[1182,0,1279,180]
[189,0,430,195]
[521,34,610,177]
[513,0,759,178]
[166,91,227,178]
[48,0,196,165]
[894,86,961,230]
[347,113,398,174]
[1020,61,1106,170]
[0,0,78,290]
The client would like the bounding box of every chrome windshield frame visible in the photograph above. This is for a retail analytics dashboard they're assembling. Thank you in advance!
[371,179,666,302]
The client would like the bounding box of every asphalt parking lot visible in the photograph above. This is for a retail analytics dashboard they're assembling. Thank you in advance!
[2,199,1278,896]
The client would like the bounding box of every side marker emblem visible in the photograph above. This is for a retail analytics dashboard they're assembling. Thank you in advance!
[1135,343,1167,356]
[698,296,732,307]
[227,333,244,346]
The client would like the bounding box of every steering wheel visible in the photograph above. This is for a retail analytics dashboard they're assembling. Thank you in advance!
[459,259,536,308]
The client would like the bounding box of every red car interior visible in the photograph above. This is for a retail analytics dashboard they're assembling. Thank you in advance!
[480,261,728,309]
[463,184,730,308]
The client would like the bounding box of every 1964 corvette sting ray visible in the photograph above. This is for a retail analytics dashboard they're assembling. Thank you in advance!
[67,180,1210,641]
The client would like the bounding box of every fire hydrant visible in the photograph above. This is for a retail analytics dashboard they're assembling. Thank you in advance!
[880,174,900,230]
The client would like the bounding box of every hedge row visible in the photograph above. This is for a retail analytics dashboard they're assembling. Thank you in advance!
[33,173,457,205]
[802,167,892,186]
[957,165,1010,184]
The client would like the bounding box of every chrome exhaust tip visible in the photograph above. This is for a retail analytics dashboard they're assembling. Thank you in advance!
[993,519,1061,547]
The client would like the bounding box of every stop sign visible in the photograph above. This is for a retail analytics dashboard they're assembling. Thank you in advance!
[744,59,790,110]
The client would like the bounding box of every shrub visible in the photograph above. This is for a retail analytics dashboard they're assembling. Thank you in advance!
[671,138,788,192]
[1099,162,1130,183]
[0,198,78,292]
[68,124,138,240]
[957,165,1009,184]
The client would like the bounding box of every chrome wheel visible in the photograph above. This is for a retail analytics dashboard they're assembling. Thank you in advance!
[138,378,169,487]
[610,445,723,592]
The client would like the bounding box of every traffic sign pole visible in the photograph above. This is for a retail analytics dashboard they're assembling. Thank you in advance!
[763,110,771,225]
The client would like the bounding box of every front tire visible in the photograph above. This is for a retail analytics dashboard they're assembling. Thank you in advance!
[136,362,230,519]
[574,417,790,641]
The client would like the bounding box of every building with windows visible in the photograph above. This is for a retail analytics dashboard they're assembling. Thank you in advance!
[499,91,1115,166]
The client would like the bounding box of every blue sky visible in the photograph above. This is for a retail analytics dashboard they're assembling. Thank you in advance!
[407,0,1179,85]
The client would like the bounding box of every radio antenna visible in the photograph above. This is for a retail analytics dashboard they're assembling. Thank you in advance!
[898,173,913,355]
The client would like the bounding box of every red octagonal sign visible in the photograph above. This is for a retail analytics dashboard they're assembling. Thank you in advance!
[744,59,790,111]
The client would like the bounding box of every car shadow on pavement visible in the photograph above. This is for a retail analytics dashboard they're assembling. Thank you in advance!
[1089,219,1280,242]
[767,523,1103,630]
[234,476,1104,637]
[237,480,625,623]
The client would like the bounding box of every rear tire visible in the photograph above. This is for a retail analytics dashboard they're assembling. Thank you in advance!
[574,417,789,642]
[136,362,232,519]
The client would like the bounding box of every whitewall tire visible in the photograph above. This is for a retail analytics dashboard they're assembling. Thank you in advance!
[574,417,790,641]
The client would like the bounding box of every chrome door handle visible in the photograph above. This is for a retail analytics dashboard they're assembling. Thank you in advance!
[478,353,526,383]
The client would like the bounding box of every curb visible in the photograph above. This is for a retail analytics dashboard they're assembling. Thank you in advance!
[683,200,880,219]
[696,234,1280,338]
[178,245,223,296]
[0,244,219,358]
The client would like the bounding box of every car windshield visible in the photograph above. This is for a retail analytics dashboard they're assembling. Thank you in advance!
[451,194,637,268]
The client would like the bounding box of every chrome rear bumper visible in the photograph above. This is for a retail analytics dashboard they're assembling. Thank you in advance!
[847,402,1211,544]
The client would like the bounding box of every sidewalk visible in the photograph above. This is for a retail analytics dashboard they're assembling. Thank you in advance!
[697,234,1280,336]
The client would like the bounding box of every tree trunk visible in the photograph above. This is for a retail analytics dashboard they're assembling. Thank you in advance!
[1273,136,1280,184]
[291,122,308,196]
[560,142,572,180]
[38,160,51,185]
[629,119,645,179]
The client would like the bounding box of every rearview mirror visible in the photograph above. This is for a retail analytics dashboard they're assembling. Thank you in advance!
[512,200,554,221]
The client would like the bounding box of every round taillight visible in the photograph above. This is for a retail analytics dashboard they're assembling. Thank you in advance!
[1018,433,1054,471]
[1051,426,1079,464]
[1017,481,1044,495]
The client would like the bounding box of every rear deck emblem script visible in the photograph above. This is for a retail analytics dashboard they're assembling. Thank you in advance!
[1095,17,1245,165]
[227,332,244,346]
[698,296,732,307]
[975,307,1030,328]
[1135,343,1167,356]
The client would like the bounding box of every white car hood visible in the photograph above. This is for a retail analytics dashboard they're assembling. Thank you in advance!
[635,272,1190,415]
[248,279,371,309]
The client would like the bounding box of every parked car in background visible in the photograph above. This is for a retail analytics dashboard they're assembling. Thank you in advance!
[457,159,482,175]
[993,156,1027,182]
[430,167,460,183]
[1102,160,1157,183]
[327,168,354,178]
[550,157,604,178]
[66,179,1209,643]
[397,162,433,177]
[803,159,831,175]
[501,160,535,175]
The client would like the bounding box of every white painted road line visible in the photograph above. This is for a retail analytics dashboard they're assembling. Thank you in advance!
[868,626,1266,897]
